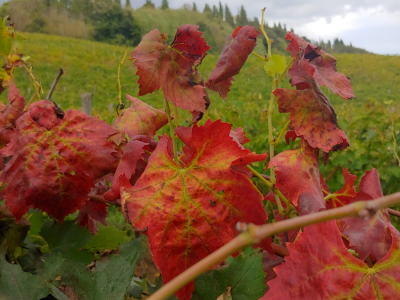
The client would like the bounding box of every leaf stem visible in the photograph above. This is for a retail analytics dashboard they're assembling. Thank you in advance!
[391,119,400,167]
[88,194,121,207]
[251,51,267,61]
[276,57,295,86]
[117,46,129,106]
[271,119,290,146]
[324,194,335,201]
[246,165,290,208]
[23,65,43,109]
[388,208,400,218]
[165,99,179,164]
[267,78,276,183]
[147,191,400,300]
[260,8,272,58]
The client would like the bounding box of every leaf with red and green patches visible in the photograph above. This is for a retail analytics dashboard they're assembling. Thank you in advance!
[0,82,25,147]
[103,139,149,202]
[131,25,210,112]
[267,140,325,214]
[264,220,400,299]
[340,168,393,263]
[285,32,354,100]
[121,119,271,300]
[206,26,261,99]
[112,95,168,139]
[324,168,357,209]
[274,77,349,153]
[0,100,118,222]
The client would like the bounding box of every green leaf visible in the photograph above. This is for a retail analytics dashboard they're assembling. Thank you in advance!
[192,248,265,300]
[60,239,142,300]
[264,54,287,77]
[84,225,130,253]
[0,18,13,56]
[40,220,93,264]
[0,207,30,256]
[0,246,64,300]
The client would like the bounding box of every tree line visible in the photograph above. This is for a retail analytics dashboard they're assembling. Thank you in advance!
[0,0,368,54]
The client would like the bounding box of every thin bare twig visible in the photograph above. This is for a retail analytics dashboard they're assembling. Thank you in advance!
[46,68,64,100]
[388,208,400,218]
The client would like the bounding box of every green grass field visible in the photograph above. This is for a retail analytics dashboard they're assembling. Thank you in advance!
[3,32,400,195]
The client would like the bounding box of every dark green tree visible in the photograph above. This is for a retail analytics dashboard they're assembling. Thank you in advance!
[218,1,223,18]
[161,0,169,10]
[143,0,155,8]
[90,1,141,46]
[192,2,197,12]
[237,5,248,26]
[212,5,218,17]
[203,4,211,14]
[115,0,121,7]
[125,0,131,8]
[224,4,235,27]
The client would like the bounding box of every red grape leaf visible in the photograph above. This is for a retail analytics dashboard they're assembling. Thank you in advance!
[103,139,149,201]
[230,127,250,146]
[268,140,325,213]
[285,32,354,100]
[340,168,392,262]
[112,95,168,139]
[131,25,210,112]
[0,83,25,147]
[354,168,383,201]
[121,119,272,300]
[274,79,349,153]
[77,178,109,234]
[77,200,107,234]
[265,220,400,299]
[206,26,261,99]
[189,58,211,125]
[324,168,357,209]
[0,100,118,222]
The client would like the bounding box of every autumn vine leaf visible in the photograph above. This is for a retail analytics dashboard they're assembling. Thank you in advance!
[206,25,261,99]
[0,82,25,147]
[112,95,168,139]
[340,168,394,263]
[77,178,109,234]
[103,139,149,202]
[267,139,325,214]
[121,119,271,300]
[323,168,357,209]
[0,100,119,221]
[265,221,400,299]
[285,32,355,100]
[274,77,349,153]
[131,25,210,112]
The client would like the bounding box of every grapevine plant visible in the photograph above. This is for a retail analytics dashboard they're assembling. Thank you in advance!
[0,10,400,300]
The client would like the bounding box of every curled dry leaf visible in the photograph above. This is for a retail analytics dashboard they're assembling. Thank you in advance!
[206,26,261,99]
[285,32,355,100]
[121,119,271,300]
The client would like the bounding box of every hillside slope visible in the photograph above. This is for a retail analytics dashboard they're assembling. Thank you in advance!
[2,32,400,194]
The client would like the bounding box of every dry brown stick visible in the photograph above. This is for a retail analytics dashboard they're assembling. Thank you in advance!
[46,68,64,100]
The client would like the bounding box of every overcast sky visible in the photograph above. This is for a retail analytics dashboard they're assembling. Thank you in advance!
[132,0,400,55]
